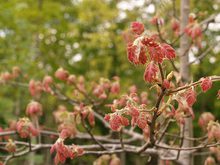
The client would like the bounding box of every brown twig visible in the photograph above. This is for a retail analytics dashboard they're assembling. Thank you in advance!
[81,115,108,150]
[156,21,169,44]
[176,124,185,160]
[156,120,171,144]
[155,142,220,151]
[119,129,124,150]
[168,76,220,94]
[188,44,216,65]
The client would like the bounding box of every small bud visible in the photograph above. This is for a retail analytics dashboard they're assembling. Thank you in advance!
[1,72,13,81]
[110,81,120,94]
[67,74,76,84]
[88,112,95,127]
[167,71,174,81]
[217,90,220,99]
[29,80,43,97]
[55,68,69,81]
[162,79,170,89]
[129,85,137,94]
[200,77,212,93]
[12,66,21,78]
[204,156,216,165]
[104,114,111,122]
[110,154,121,165]
[43,75,53,93]
[189,13,196,23]
[5,139,16,153]
[131,22,145,35]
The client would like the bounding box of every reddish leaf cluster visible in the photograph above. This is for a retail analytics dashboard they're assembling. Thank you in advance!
[74,104,95,127]
[26,101,43,117]
[209,147,220,162]
[55,68,69,81]
[50,138,83,165]
[143,62,158,83]
[198,112,215,130]
[53,106,77,139]
[104,114,129,131]
[127,22,176,83]
[171,18,180,36]
[94,154,121,165]
[105,92,151,140]
[0,127,10,141]
[184,14,202,47]
[150,16,164,25]
[0,121,17,141]
[93,77,120,99]
[16,118,38,138]
[0,66,21,82]
[127,43,147,65]
[29,75,53,97]
[42,75,53,93]
[185,88,197,107]
[167,88,197,125]
[204,156,216,165]
[131,21,145,35]
[207,121,220,141]
[185,23,202,39]
[29,79,44,97]
[200,77,213,92]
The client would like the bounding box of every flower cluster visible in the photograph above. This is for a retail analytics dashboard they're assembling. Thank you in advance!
[16,118,38,138]
[50,138,83,165]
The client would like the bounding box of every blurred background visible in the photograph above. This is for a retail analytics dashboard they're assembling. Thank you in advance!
[0,0,219,164]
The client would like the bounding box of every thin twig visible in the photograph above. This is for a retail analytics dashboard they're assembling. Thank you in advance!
[119,129,124,150]
[176,124,185,159]
[156,21,169,44]
[158,63,165,81]
[156,120,171,144]
[155,142,220,151]
[168,76,220,94]
[81,115,108,150]
[188,44,216,65]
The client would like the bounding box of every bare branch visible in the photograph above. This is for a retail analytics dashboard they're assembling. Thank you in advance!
[188,44,216,65]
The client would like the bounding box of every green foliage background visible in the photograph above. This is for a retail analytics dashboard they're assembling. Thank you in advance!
[0,0,219,164]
